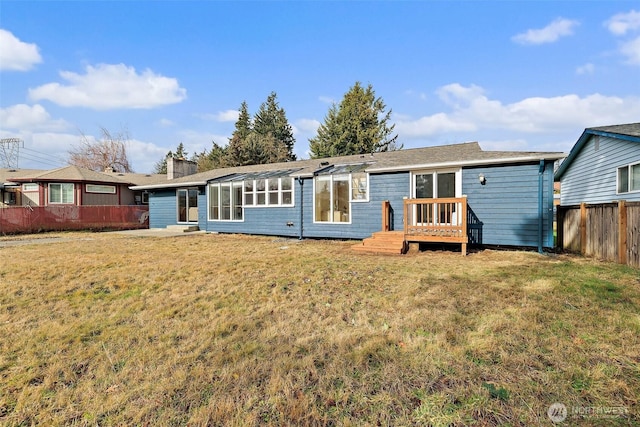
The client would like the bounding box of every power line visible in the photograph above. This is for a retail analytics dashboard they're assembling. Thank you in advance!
[20,147,68,167]
[17,151,66,169]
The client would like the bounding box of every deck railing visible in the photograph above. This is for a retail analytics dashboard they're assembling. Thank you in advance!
[403,197,468,245]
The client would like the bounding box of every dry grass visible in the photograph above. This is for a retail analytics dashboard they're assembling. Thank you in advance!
[1,232,639,426]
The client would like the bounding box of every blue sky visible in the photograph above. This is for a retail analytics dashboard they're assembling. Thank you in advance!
[1,1,639,173]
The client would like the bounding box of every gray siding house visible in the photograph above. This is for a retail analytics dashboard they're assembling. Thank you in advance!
[555,123,640,205]
[133,142,564,251]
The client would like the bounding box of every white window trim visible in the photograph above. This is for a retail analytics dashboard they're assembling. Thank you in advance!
[208,182,244,222]
[48,183,75,204]
[616,162,640,195]
[410,168,462,198]
[243,177,295,208]
[22,183,38,192]
[312,174,354,225]
[350,172,370,203]
[86,184,117,194]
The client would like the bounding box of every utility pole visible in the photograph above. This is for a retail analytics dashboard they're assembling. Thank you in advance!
[0,138,23,168]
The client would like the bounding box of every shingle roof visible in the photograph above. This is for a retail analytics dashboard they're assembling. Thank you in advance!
[555,122,640,181]
[132,141,566,190]
[1,168,47,185]
[587,123,640,138]
[4,166,166,186]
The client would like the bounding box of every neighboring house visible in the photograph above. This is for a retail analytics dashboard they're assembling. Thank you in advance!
[133,142,564,252]
[554,123,640,205]
[1,168,46,207]
[1,165,164,207]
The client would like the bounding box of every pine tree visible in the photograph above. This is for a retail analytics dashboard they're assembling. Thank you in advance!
[309,82,399,158]
[253,92,296,161]
[225,94,296,166]
[195,141,228,172]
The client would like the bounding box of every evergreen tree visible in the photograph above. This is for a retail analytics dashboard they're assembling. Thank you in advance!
[225,94,296,166]
[226,101,253,166]
[253,92,296,161]
[195,141,228,172]
[152,142,189,174]
[309,82,399,158]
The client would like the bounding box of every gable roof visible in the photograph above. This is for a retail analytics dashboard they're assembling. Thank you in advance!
[132,141,566,190]
[555,122,640,181]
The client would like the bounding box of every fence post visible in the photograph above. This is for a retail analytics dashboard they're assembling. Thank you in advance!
[580,203,587,255]
[619,200,627,265]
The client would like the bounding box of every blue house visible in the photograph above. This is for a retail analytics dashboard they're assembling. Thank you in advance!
[555,123,640,205]
[133,142,564,254]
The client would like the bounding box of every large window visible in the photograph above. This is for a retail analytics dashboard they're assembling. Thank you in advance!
[49,183,74,204]
[243,177,294,207]
[209,182,243,221]
[618,163,640,193]
[314,174,351,223]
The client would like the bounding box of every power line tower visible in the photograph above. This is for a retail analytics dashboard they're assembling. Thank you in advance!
[0,138,23,168]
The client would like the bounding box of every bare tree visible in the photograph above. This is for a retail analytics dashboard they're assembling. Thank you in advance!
[69,127,133,172]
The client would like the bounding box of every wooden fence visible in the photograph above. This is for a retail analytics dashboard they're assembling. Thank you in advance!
[557,201,640,268]
[0,205,149,235]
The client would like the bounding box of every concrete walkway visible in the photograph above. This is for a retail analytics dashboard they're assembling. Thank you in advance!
[107,228,206,238]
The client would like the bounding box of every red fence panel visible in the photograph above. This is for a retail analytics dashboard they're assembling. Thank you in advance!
[0,205,149,235]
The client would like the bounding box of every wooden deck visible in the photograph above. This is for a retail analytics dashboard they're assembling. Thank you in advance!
[353,198,469,255]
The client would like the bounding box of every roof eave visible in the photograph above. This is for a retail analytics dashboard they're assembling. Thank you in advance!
[130,180,207,190]
[366,154,566,174]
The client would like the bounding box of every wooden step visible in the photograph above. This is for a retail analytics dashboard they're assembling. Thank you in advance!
[352,231,407,254]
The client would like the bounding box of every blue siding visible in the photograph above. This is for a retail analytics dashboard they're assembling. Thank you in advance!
[301,172,410,239]
[204,174,409,240]
[560,135,640,205]
[148,163,556,248]
[463,162,555,248]
[148,189,177,228]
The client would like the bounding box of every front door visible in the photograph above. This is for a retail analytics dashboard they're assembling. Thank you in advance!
[177,188,198,223]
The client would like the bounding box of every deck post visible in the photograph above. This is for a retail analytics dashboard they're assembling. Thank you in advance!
[382,200,390,232]
[461,196,468,256]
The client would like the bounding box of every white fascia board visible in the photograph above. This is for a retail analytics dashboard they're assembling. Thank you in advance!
[365,155,567,174]
[130,180,207,190]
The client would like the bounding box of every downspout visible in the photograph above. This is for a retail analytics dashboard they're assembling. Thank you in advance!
[538,159,544,254]
[297,177,304,240]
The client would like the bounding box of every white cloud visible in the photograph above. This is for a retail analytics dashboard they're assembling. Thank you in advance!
[125,138,169,173]
[28,63,187,110]
[215,110,239,122]
[156,118,175,127]
[605,10,640,35]
[0,29,42,71]
[295,118,321,134]
[576,63,595,75]
[620,36,640,65]
[396,83,640,138]
[0,104,70,131]
[512,18,579,45]
[177,130,230,152]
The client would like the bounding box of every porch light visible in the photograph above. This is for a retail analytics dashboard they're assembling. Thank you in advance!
[478,174,486,185]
